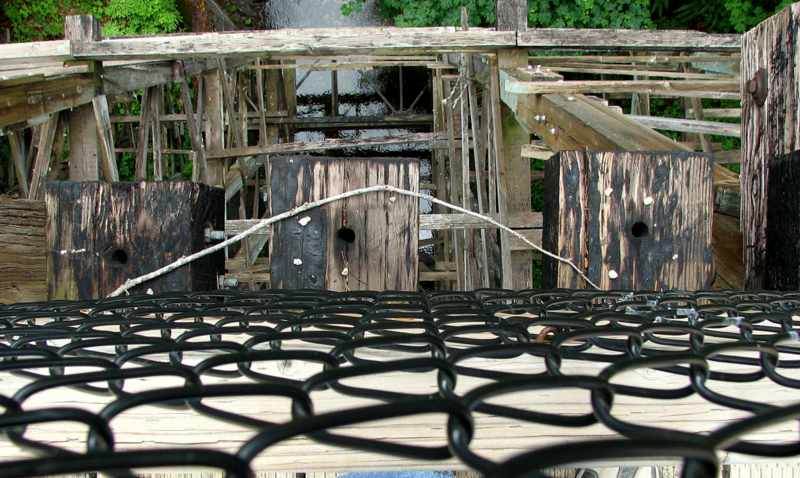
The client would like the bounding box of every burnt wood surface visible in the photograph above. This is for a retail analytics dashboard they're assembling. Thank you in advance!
[0,199,46,303]
[270,157,419,292]
[46,181,224,299]
[741,3,800,288]
[543,151,714,290]
[766,150,800,290]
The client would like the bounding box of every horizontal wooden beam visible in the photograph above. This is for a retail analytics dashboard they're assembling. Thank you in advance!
[0,40,71,66]
[528,54,740,65]
[504,76,740,99]
[254,114,433,130]
[627,115,741,137]
[70,28,516,61]
[207,132,438,159]
[518,28,741,52]
[226,212,542,236]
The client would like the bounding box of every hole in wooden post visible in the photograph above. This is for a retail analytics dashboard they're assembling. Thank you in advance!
[631,222,649,238]
[111,249,129,265]
[337,227,356,244]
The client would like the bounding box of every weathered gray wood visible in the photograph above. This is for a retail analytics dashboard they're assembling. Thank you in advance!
[67,104,99,180]
[203,69,225,187]
[543,151,714,290]
[518,28,741,52]
[92,95,119,182]
[180,78,209,184]
[28,113,59,200]
[741,3,800,289]
[207,132,437,159]
[70,27,517,60]
[134,87,153,180]
[269,157,418,292]
[627,115,740,137]
[503,76,740,99]
[496,0,528,32]
[7,129,28,195]
[46,181,224,299]
[0,198,46,304]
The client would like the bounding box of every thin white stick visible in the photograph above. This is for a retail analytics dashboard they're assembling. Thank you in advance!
[107,185,600,297]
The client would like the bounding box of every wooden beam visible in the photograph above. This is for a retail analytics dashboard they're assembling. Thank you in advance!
[0,199,47,304]
[28,113,59,200]
[627,115,740,137]
[504,76,740,99]
[180,78,209,184]
[69,27,517,61]
[207,132,437,160]
[92,95,119,182]
[68,104,99,180]
[518,28,741,52]
[0,40,71,66]
[7,130,28,196]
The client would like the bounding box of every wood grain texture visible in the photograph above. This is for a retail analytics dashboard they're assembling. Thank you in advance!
[543,151,714,290]
[67,104,100,181]
[45,181,224,299]
[70,28,517,60]
[0,198,46,303]
[741,3,800,288]
[518,28,741,52]
[269,157,419,292]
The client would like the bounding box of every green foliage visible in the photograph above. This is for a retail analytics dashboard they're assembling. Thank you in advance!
[528,0,651,29]
[651,0,792,32]
[2,0,181,41]
[102,0,181,36]
[343,0,650,28]
[4,0,104,41]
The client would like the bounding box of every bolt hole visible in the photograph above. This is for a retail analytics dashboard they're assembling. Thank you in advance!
[337,227,356,244]
[631,222,649,238]
[111,249,128,265]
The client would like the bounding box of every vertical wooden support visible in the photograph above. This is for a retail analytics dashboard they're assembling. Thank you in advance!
[28,113,60,200]
[7,130,29,196]
[269,157,419,292]
[741,3,800,289]
[180,77,209,184]
[543,151,714,290]
[203,69,226,187]
[150,88,163,181]
[766,151,800,288]
[495,0,532,289]
[0,199,46,304]
[92,95,120,182]
[64,16,101,181]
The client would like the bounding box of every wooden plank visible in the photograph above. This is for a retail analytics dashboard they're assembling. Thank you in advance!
[70,27,517,60]
[134,87,153,180]
[543,151,714,290]
[712,212,744,289]
[504,76,740,99]
[529,54,741,65]
[496,0,528,33]
[518,28,741,52]
[543,65,735,80]
[27,113,59,200]
[741,3,800,289]
[203,69,225,187]
[180,78,209,184]
[207,132,437,159]
[0,198,46,304]
[92,95,120,182]
[420,211,541,230]
[765,151,800,289]
[627,115,740,137]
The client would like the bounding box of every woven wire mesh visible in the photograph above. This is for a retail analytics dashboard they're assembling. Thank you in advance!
[0,288,799,477]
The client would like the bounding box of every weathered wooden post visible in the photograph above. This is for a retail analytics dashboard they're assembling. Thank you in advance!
[46,182,224,299]
[269,157,419,291]
[741,3,800,289]
[64,16,101,181]
[543,151,714,290]
[495,0,534,289]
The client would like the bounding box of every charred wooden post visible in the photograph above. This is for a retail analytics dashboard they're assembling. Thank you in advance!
[0,199,46,303]
[766,151,800,289]
[269,157,419,291]
[741,3,800,289]
[542,151,714,290]
[46,181,224,299]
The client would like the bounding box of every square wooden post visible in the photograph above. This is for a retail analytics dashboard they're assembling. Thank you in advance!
[543,151,714,290]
